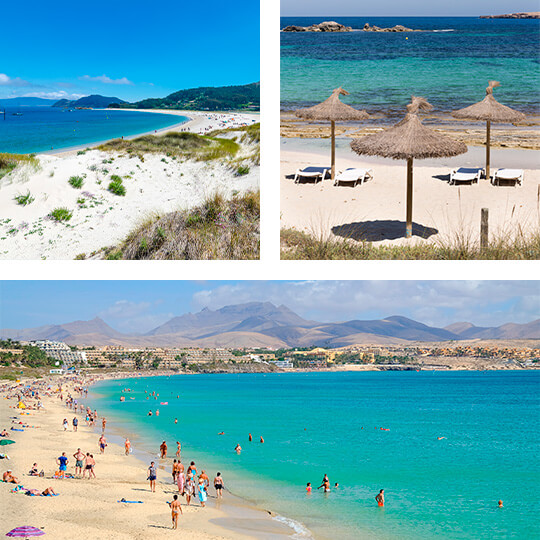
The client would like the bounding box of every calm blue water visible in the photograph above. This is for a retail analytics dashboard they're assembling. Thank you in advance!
[281,17,540,118]
[90,371,540,540]
[0,107,186,154]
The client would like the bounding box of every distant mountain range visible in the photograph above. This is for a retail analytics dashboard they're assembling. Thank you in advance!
[111,82,260,111]
[1,302,538,348]
[53,95,127,108]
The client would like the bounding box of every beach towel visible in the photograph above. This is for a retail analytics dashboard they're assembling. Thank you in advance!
[11,428,24,432]
[117,498,143,503]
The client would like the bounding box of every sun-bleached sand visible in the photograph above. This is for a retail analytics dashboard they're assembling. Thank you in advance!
[0,111,259,260]
[281,140,540,246]
[0,376,298,540]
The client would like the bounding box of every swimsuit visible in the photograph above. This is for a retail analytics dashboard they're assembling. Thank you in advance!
[199,487,207,503]
[76,460,83,468]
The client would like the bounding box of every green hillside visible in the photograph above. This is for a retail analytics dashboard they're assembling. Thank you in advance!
[111,82,259,111]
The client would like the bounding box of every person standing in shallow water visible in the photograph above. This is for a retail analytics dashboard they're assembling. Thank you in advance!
[376,489,385,507]
[160,440,167,458]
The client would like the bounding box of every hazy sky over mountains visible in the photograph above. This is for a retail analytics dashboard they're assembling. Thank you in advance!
[1,281,537,334]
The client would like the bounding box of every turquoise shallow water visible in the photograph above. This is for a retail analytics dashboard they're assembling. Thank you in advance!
[0,107,186,154]
[281,17,540,119]
[89,371,539,539]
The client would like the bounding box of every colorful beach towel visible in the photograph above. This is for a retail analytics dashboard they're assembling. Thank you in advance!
[117,498,143,503]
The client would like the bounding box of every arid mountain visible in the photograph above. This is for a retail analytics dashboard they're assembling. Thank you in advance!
[1,304,539,347]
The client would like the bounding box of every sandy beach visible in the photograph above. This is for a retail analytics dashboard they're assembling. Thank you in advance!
[0,375,300,540]
[0,110,259,260]
[281,137,540,247]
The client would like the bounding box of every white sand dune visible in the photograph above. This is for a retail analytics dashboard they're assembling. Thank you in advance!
[0,112,259,260]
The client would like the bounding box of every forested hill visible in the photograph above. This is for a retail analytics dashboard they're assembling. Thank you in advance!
[111,82,260,111]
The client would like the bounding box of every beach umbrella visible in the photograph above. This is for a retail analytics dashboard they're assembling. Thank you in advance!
[6,526,45,538]
[452,81,525,180]
[350,96,467,238]
[0,439,15,446]
[295,87,370,180]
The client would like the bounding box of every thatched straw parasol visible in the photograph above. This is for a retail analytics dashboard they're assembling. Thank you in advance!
[295,87,370,180]
[350,96,467,238]
[452,81,525,180]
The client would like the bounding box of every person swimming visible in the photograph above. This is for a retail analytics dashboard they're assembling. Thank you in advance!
[306,482,312,493]
[376,489,385,507]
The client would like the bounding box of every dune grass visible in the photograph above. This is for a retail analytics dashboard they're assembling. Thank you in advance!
[13,190,35,206]
[94,191,259,260]
[68,175,84,188]
[99,132,240,162]
[0,153,40,180]
[49,207,73,222]
[108,175,126,196]
[280,227,540,260]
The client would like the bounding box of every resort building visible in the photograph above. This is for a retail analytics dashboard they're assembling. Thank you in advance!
[31,340,88,367]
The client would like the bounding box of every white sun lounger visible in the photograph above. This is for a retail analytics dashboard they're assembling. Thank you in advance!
[293,166,330,184]
[449,167,484,185]
[492,168,524,186]
[334,168,374,187]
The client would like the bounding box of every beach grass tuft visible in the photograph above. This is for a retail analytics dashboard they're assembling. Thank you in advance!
[108,175,126,196]
[49,207,73,222]
[95,191,260,260]
[280,227,540,260]
[68,175,84,189]
[13,190,35,206]
[0,153,40,180]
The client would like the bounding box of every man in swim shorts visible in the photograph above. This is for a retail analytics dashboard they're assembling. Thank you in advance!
[214,472,224,498]
[56,452,68,479]
[160,441,167,458]
[99,435,107,454]
[73,448,85,476]
[169,494,183,528]
[376,489,385,507]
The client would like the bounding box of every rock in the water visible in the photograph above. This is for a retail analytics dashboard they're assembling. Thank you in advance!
[363,22,419,32]
[282,21,353,32]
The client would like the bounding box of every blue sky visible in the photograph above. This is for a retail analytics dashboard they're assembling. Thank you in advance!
[281,1,539,16]
[0,281,537,334]
[0,0,259,102]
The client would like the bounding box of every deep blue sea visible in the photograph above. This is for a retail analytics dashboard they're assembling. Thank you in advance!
[89,371,540,540]
[0,107,186,154]
[281,17,540,118]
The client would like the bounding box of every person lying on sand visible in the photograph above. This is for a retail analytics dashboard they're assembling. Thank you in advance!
[169,494,183,529]
[3,469,19,483]
[0,429,9,437]
[42,486,56,496]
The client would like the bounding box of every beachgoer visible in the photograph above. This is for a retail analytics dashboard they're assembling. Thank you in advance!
[0,429,9,437]
[169,494,183,529]
[176,441,181,458]
[199,470,209,488]
[101,418,107,433]
[260,436,264,443]
[248,433,252,442]
[160,440,167,458]
[63,418,68,431]
[498,500,504,508]
[177,464,185,495]
[148,461,157,492]
[172,460,178,482]
[185,472,195,505]
[148,410,152,416]
[125,438,131,456]
[28,463,39,476]
[376,489,385,507]
[318,474,330,493]
[187,461,197,476]
[218,431,225,435]
[83,453,96,479]
[174,418,178,424]
[198,477,207,507]
[334,482,339,489]
[214,472,224,498]
[235,444,242,454]
[73,448,85,476]
[72,417,78,432]
[57,452,68,478]
[3,469,19,483]
[306,482,312,493]
[42,486,56,496]
[99,435,107,454]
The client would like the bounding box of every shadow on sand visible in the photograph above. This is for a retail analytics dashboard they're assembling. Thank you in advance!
[332,220,439,242]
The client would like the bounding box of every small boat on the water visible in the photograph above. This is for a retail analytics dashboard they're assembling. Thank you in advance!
[11,112,23,116]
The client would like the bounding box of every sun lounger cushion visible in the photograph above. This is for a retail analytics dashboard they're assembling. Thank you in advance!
[449,167,484,184]
[335,168,373,186]
[294,166,330,183]
[493,169,524,183]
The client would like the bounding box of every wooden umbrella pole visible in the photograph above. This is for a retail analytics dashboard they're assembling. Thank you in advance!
[486,120,491,180]
[331,121,336,181]
[406,158,413,238]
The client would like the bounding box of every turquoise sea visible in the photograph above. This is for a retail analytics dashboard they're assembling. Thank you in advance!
[281,17,540,119]
[0,107,186,154]
[89,371,540,540]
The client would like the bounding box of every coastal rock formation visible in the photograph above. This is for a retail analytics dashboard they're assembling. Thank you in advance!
[480,12,540,19]
[363,23,418,32]
[282,21,353,32]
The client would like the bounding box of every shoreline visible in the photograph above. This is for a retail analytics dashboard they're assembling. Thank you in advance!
[0,372,306,540]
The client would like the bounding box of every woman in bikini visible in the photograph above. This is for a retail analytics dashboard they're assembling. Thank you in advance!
[169,494,183,529]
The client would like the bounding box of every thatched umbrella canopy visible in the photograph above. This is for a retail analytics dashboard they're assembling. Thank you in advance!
[295,87,370,180]
[351,96,467,238]
[452,81,525,179]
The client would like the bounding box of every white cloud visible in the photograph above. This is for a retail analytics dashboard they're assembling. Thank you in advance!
[80,74,133,85]
[21,91,87,100]
[0,73,30,87]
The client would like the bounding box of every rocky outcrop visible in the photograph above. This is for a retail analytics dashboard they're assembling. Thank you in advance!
[480,12,540,19]
[363,23,419,32]
[282,21,352,32]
